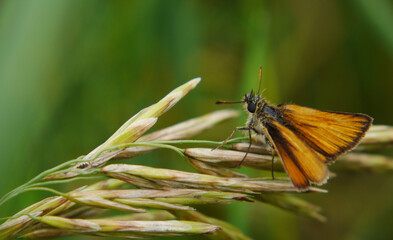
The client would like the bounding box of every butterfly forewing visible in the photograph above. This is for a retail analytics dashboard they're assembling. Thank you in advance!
[278,104,373,163]
[264,120,329,189]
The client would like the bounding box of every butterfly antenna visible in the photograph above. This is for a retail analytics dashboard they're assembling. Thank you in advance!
[216,100,243,104]
[257,66,262,96]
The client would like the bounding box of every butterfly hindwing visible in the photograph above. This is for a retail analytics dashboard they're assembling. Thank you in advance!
[263,120,329,190]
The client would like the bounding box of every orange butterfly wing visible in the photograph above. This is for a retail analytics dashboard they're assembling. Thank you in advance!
[278,104,373,163]
[263,120,329,190]
[261,104,372,190]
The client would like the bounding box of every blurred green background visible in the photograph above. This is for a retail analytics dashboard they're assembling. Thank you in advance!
[1,0,393,239]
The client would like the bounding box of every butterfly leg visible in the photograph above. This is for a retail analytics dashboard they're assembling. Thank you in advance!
[264,137,276,180]
[236,127,253,167]
[259,128,276,180]
[236,125,261,167]
[271,150,275,180]
[214,126,250,150]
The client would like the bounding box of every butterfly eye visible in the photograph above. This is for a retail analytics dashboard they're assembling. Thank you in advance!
[247,102,256,113]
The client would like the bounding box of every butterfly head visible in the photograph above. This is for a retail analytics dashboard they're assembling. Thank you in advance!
[243,90,263,114]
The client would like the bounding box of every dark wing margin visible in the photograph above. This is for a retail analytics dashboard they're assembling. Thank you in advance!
[278,104,373,163]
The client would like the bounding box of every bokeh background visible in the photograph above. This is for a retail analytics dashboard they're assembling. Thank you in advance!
[1,0,393,239]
